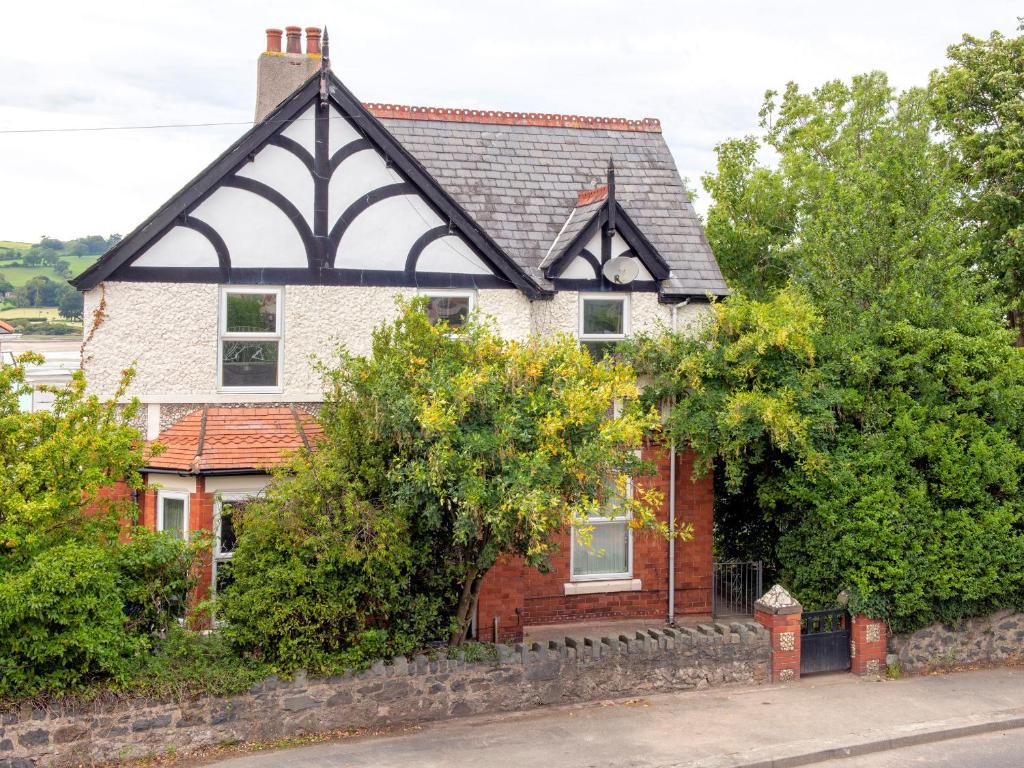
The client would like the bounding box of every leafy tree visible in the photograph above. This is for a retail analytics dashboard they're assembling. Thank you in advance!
[0,273,12,295]
[221,301,667,665]
[0,360,197,696]
[631,73,1024,632]
[931,26,1024,342]
[57,282,83,320]
[701,136,797,298]
[12,275,64,308]
[37,236,63,252]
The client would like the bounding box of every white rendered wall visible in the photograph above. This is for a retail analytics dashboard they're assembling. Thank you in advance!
[84,283,534,402]
[530,290,706,338]
[134,226,219,268]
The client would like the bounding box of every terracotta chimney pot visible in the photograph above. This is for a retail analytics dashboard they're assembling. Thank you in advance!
[265,28,283,53]
[305,27,322,55]
[285,26,302,54]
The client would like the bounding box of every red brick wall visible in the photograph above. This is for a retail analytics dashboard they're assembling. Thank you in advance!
[475,445,713,641]
[755,607,802,682]
[851,614,887,676]
[140,473,217,624]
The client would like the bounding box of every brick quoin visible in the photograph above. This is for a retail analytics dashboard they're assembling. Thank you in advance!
[476,444,713,643]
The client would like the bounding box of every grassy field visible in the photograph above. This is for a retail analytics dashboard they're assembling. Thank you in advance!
[0,306,63,321]
[0,240,31,251]
[0,255,98,287]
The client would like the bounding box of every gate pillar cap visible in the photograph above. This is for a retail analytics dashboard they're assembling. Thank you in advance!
[755,584,802,615]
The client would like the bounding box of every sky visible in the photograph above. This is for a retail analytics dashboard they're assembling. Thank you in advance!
[0,1,1019,243]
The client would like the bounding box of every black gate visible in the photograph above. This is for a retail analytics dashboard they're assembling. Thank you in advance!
[712,561,763,618]
[800,608,851,675]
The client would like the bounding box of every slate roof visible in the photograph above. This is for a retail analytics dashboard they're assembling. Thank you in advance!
[374,114,729,296]
[146,406,322,473]
[540,197,606,271]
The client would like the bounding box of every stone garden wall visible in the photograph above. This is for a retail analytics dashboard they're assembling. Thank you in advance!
[892,609,1024,674]
[1,622,769,767]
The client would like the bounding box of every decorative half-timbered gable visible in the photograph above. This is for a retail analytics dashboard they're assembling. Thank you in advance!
[75,25,727,635]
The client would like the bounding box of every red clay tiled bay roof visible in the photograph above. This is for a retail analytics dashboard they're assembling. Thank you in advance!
[146,406,323,474]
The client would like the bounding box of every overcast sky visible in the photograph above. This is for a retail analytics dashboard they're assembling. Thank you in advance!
[0,1,1019,243]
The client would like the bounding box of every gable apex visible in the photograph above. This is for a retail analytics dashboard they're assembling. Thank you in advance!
[74,71,545,298]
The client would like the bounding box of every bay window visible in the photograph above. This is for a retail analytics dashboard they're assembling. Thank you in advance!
[157,491,189,540]
[213,494,246,597]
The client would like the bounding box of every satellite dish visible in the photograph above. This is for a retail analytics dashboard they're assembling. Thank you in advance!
[602,255,641,285]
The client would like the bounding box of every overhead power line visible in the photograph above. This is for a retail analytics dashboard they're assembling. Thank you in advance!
[0,114,357,135]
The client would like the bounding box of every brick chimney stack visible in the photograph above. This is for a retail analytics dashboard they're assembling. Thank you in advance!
[254,25,324,123]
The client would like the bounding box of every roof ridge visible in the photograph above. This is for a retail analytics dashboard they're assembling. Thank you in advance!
[577,185,608,207]
[364,103,662,133]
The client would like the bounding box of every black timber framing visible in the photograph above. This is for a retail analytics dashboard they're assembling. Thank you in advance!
[545,204,670,283]
[73,70,545,298]
[114,266,514,289]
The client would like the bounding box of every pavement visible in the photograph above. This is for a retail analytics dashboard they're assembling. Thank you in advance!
[196,667,1024,768]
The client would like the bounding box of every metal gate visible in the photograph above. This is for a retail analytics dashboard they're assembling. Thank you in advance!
[712,560,763,618]
[800,608,851,675]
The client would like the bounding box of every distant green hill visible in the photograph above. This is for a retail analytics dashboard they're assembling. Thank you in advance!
[0,234,119,290]
[0,256,99,288]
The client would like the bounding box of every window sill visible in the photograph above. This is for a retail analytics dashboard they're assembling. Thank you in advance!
[563,578,642,596]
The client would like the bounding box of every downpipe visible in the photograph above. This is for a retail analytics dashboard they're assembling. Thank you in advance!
[667,299,689,626]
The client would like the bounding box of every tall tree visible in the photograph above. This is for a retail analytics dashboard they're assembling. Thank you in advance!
[701,136,797,298]
[931,26,1024,342]
[221,302,669,666]
[632,73,1024,632]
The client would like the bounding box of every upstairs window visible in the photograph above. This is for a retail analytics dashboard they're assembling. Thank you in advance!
[421,291,475,328]
[220,288,281,390]
[579,293,628,358]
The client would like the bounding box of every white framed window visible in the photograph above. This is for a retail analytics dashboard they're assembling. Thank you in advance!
[212,494,247,598]
[570,477,633,581]
[579,292,629,358]
[419,289,475,328]
[219,287,283,391]
[157,491,189,540]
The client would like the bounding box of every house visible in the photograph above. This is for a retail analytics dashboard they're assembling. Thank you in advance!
[0,320,19,371]
[72,25,728,639]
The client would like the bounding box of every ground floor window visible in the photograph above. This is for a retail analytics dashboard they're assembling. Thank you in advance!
[571,479,632,580]
[157,491,189,539]
[213,494,247,597]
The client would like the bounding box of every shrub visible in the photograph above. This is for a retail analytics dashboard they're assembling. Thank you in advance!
[0,543,142,696]
[0,359,197,698]
[114,528,201,637]
[217,471,431,672]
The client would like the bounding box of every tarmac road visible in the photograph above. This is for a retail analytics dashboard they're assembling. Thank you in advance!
[815,727,1024,766]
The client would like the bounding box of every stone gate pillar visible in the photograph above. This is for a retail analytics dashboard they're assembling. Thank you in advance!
[754,585,802,682]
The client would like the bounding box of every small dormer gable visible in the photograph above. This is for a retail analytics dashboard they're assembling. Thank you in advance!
[541,165,670,291]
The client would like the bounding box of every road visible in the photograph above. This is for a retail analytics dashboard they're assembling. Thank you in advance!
[818,728,1024,766]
